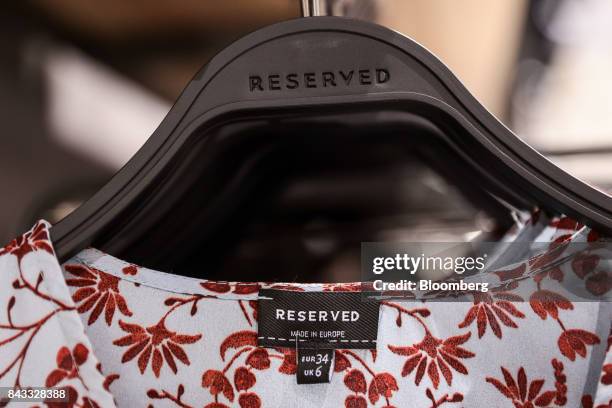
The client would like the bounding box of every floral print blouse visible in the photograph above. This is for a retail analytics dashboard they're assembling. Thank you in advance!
[0,215,610,408]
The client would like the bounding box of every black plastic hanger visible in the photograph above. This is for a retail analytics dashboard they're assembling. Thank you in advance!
[50,16,612,272]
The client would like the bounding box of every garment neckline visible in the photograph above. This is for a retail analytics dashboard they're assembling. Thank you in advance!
[67,247,366,301]
[57,211,594,302]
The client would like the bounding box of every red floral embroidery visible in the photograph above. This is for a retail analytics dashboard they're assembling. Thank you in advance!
[0,221,53,261]
[486,366,557,407]
[587,229,601,242]
[367,372,399,405]
[345,394,367,408]
[386,301,475,391]
[494,263,528,282]
[245,348,270,370]
[389,331,474,389]
[122,265,138,275]
[425,388,464,408]
[585,271,612,296]
[344,369,368,407]
[234,367,256,391]
[220,331,258,360]
[345,369,367,393]
[459,292,525,338]
[248,300,258,321]
[558,329,600,361]
[201,281,261,295]
[202,370,234,402]
[113,320,201,377]
[334,350,352,372]
[233,284,260,295]
[276,347,297,374]
[102,373,119,391]
[550,217,583,231]
[547,359,567,406]
[581,394,612,408]
[199,331,294,407]
[529,290,573,320]
[44,385,79,408]
[238,392,261,408]
[601,364,612,385]
[41,344,102,408]
[201,281,232,293]
[324,283,364,292]
[334,349,399,406]
[147,384,191,407]
[46,343,89,387]
[572,253,600,279]
[65,264,132,325]
[571,252,612,296]
[1,231,75,390]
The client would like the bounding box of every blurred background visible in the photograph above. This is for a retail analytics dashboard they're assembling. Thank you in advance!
[1,0,611,243]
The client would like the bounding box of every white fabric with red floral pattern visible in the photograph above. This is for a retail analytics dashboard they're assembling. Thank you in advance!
[0,216,610,408]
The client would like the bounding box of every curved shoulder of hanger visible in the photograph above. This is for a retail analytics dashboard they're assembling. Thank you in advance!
[51,16,612,261]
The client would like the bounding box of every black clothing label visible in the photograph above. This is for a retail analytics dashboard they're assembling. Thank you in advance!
[296,347,334,384]
[257,289,380,349]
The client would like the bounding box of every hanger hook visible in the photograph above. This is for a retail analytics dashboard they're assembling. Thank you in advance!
[301,0,326,17]
[301,0,371,18]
